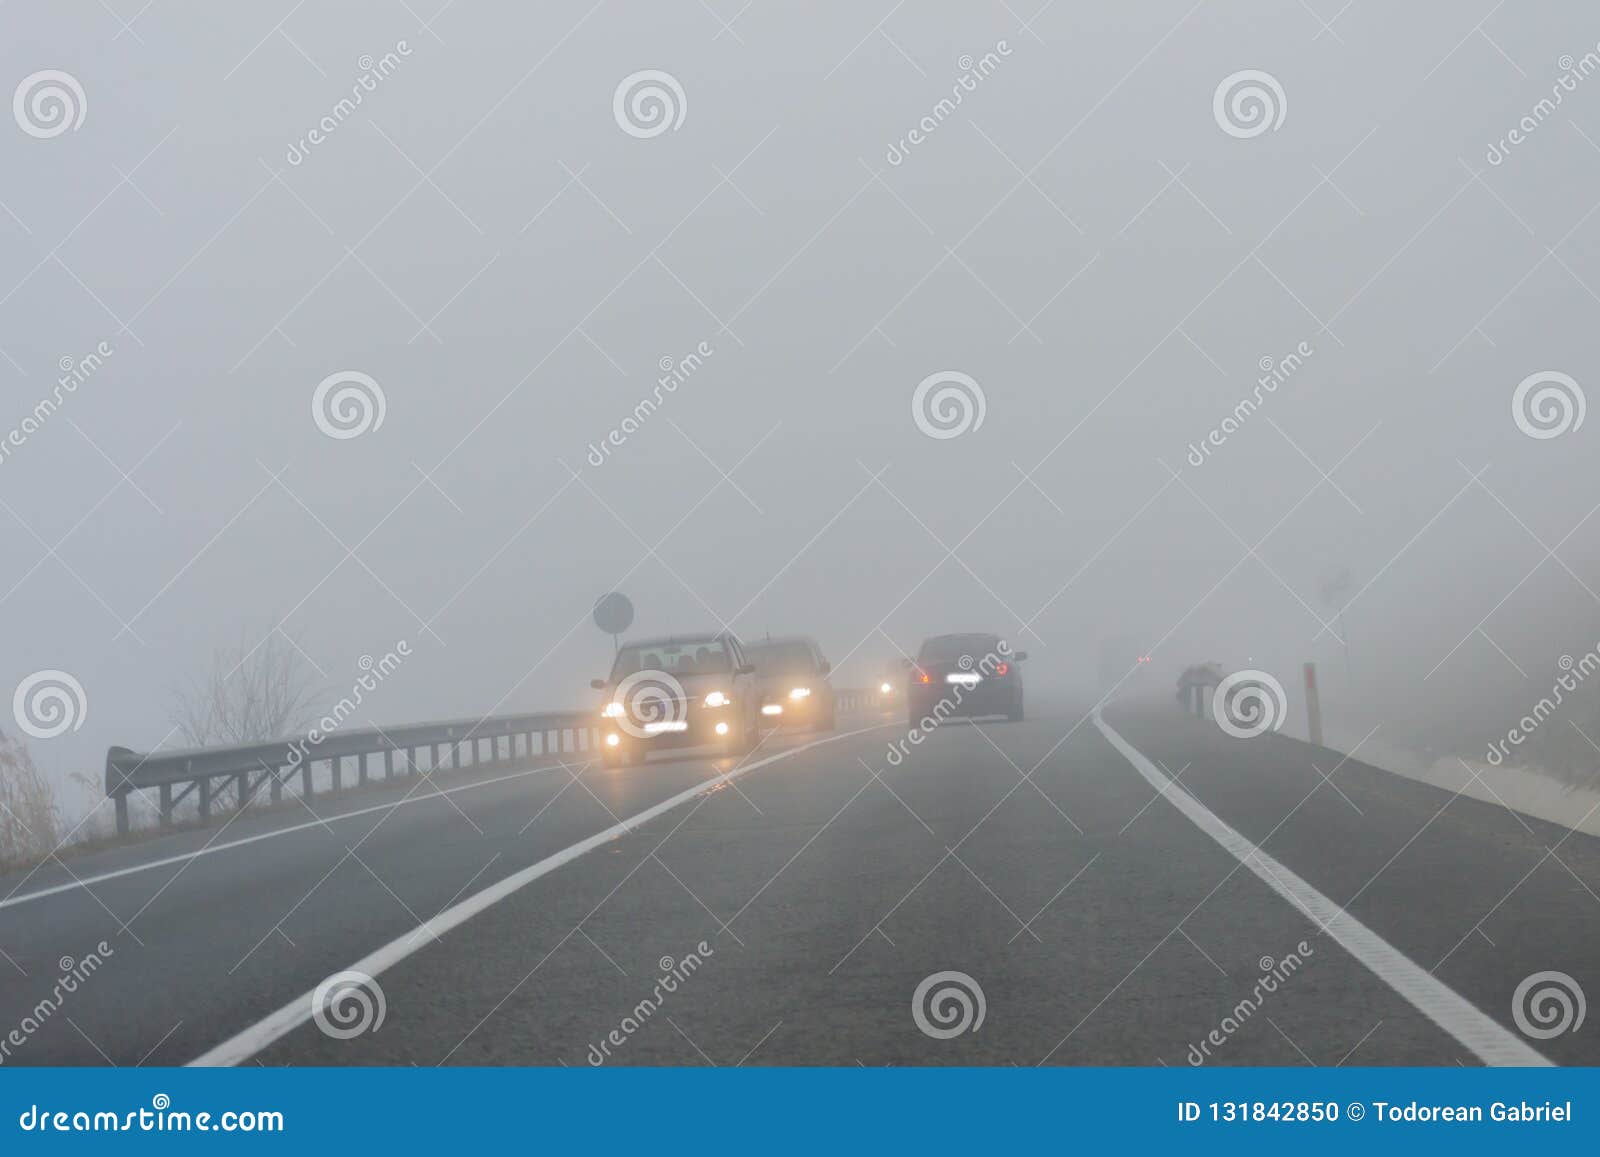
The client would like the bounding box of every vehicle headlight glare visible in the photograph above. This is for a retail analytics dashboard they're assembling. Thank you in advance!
[703,690,730,708]
[788,687,811,700]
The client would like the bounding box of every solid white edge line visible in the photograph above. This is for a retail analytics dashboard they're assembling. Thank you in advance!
[0,761,585,913]
[189,722,888,1067]
[1092,709,1551,1067]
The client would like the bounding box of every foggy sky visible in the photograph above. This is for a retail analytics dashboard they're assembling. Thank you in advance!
[5,1,1600,801]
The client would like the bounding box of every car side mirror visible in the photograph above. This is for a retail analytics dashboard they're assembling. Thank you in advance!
[590,678,607,690]
[819,660,832,675]
[1012,652,1028,662]
[737,664,755,676]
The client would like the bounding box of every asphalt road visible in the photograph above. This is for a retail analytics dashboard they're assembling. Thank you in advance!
[2,700,1595,1067]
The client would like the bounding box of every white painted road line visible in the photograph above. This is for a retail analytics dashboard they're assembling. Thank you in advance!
[0,760,586,913]
[1093,710,1551,1067]
[189,722,888,1066]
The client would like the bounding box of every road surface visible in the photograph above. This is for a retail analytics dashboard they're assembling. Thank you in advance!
[1,700,1594,1067]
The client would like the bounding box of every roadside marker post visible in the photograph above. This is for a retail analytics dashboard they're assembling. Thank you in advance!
[1304,662,1324,748]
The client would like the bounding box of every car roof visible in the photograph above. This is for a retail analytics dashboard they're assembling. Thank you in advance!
[748,635,819,647]
[620,632,738,649]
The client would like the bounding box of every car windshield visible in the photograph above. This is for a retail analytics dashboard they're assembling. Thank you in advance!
[610,639,732,680]
[918,635,1003,663]
[748,641,816,673]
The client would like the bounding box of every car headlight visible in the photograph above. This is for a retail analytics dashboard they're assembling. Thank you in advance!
[602,702,625,718]
[879,681,893,694]
[703,690,730,708]
[788,686,811,700]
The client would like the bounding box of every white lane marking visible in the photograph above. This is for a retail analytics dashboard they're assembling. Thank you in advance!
[190,723,888,1066]
[0,760,589,913]
[1093,710,1551,1067]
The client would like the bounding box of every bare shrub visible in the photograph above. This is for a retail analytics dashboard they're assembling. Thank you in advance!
[0,730,61,867]
[168,631,321,811]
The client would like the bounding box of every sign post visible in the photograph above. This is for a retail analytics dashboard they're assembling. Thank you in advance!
[593,592,634,654]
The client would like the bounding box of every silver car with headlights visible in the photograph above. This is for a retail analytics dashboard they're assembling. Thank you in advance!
[591,633,760,766]
[747,635,836,731]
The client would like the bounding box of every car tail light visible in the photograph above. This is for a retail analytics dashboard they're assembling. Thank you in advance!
[994,662,1009,676]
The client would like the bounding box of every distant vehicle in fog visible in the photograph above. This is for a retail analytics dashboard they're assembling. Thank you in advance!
[591,632,760,766]
[876,662,904,708]
[905,632,1026,724]
[747,635,836,731]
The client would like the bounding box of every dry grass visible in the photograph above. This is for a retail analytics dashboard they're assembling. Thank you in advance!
[0,732,61,868]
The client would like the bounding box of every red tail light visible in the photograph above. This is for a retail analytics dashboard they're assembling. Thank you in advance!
[917,669,931,684]
[994,662,1009,676]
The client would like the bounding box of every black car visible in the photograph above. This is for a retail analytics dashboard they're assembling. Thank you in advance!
[746,636,836,731]
[905,633,1026,724]
[591,632,761,766]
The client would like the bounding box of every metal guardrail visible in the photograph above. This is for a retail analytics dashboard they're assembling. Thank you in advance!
[105,710,598,835]
[831,687,878,715]
[104,687,889,835]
